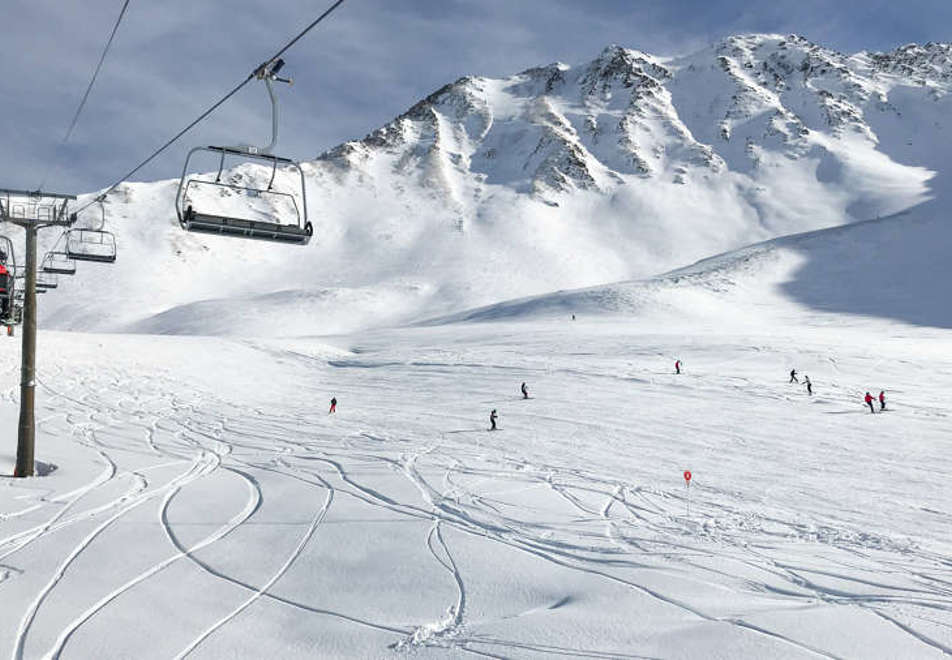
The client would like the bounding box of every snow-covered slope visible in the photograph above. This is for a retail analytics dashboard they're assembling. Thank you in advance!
[426,202,952,330]
[36,35,952,335]
[3,288,951,657]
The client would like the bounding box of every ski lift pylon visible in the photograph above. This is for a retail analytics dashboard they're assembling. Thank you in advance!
[175,59,312,245]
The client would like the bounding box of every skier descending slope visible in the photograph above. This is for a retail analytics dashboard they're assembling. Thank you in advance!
[865,392,875,413]
[675,360,681,375]
[789,369,798,383]
[879,391,887,411]
[521,382,529,399]
[329,397,337,414]
[490,409,498,431]
[805,376,813,396]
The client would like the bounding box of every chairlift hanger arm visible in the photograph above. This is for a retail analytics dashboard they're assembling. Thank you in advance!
[232,61,292,156]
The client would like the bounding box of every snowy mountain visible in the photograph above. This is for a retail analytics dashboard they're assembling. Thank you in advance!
[36,34,952,335]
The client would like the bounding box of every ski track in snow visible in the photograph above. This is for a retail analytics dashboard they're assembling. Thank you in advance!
[0,324,948,658]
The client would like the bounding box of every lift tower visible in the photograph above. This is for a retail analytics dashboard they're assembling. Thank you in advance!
[0,189,75,477]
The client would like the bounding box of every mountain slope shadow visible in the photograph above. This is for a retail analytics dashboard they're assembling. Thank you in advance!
[779,201,952,329]
[421,202,952,331]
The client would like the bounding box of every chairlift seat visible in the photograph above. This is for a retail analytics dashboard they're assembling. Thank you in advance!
[42,251,77,275]
[65,229,117,263]
[183,207,313,245]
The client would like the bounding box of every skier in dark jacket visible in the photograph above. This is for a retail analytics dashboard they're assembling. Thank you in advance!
[864,392,875,413]
[521,382,529,399]
[789,369,798,384]
[490,409,498,431]
[805,376,812,395]
[329,397,337,414]
[879,391,886,411]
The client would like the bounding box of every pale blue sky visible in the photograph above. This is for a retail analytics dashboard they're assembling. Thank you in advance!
[1,0,950,194]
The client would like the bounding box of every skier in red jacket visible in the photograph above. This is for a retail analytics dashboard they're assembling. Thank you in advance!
[879,391,886,411]
[675,359,681,375]
[0,258,10,319]
[864,392,875,414]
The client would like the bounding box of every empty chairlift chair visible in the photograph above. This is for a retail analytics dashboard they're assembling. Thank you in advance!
[36,271,58,290]
[65,228,116,263]
[175,58,312,246]
[65,198,117,263]
[42,248,77,275]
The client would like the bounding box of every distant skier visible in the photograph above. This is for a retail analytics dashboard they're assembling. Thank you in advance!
[329,397,337,414]
[789,369,798,384]
[805,376,812,396]
[864,392,875,414]
[879,390,886,411]
[521,382,529,399]
[571,314,576,321]
[489,409,498,431]
[675,359,681,375]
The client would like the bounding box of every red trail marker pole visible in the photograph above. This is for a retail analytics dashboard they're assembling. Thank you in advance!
[683,470,692,517]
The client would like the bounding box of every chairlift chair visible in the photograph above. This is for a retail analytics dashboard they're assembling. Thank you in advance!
[65,228,116,263]
[175,59,312,245]
[65,198,117,263]
[42,249,77,275]
[36,270,58,290]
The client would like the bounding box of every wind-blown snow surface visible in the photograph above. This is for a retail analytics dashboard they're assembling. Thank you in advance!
[35,34,952,335]
[2,229,951,657]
